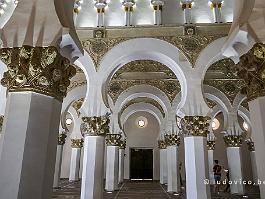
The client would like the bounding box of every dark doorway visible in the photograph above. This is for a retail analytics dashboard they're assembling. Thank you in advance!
[130,148,153,180]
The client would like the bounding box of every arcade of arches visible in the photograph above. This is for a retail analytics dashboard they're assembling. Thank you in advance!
[0,0,265,199]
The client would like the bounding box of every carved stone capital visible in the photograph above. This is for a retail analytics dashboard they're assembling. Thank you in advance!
[106,134,122,146]
[119,139,126,149]
[0,115,4,132]
[223,135,244,147]
[207,140,216,150]
[158,140,167,149]
[246,140,255,151]
[180,116,211,137]
[58,133,67,145]
[164,134,180,146]
[0,46,76,101]
[80,115,110,136]
[71,139,83,148]
[236,43,265,101]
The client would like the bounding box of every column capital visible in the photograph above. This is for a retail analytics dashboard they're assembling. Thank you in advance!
[80,115,110,136]
[164,134,180,146]
[158,140,167,149]
[122,0,135,11]
[151,0,164,10]
[119,139,126,149]
[181,1,193,10]
[94,0,107,13]
[209,0,223,9]
[58,133,67,145]
[0,46,76,101]
[181,116,211,137]
[0,115,4,132]
[246,140,255,151]
[207,140,216,150]
[71,139,83,148]
[105,134,122,146]
[236,43,265,101]
[223,135,244,147]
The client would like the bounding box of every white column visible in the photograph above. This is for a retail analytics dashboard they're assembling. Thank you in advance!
[250,151,258,184]
[167,145,179,193]
[53,144,64,188]
[208,150,215,185]
[124,7,133,26]
[119,148,125,184]
[81,136,105,199]
[227,147,245,194]
[153,4,163,25]
[184,136,211,199]
[0,92,62,199]
[210,1,222,23]
[160,148,168,184]
[249,96,265,198]
[69,140,82,182]
[105,145,119,191]
[182,2,192,24]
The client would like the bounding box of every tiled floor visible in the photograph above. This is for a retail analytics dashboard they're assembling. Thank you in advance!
[52,180,260,199]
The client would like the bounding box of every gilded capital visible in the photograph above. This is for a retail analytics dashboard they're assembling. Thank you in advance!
[207,140,216,150]
[106,134,122,146]
[119,139,126,149]
[246,140,255,151]
[58,133,67,145]
[164,134,180,146]
[0,46,76,101]
[0,115,4,132]
[80,115,110,136]
[236,43,265,101]
[71,139,83,148]
[180,116,211,137]
[158,140,167,149]
[223,135,244,147]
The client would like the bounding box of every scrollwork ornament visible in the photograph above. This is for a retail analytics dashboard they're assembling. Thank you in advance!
[80,115,110,136]
[236,43,265,101]
[105,134,122,146]
[58,133,67,145]
[223,135,244,147]
[71,139,83,148]
[158,140,167,149]
[0,46,76,101]
[180,116,211,137]
[207,141,216,150]
[246,140,255,151]
[119,139,126,149]
[164,134,180,146]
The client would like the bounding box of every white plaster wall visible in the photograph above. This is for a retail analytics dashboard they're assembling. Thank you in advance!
[124,111,160,180]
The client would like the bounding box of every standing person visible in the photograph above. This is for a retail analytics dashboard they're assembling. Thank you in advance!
[213,160,222,194]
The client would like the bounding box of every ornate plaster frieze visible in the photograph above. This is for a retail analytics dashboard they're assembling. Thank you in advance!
[204,58,246,103]
[158,140,167,149]
[67,80,87,93]
[0,46,76,101]
[58,133,67,145]
[71,139,83,148]
[105,134,122,146]
[80,115,110,136]
[108,60,180,103]
[206,98,217,108]
[246,139,255,151]
[119,139,126,149]
[0,115,4,132]
[223,135,244,147]
[240,99,249,110]
[164,134,181,146]
[119,97,165,118]
[181,116,211,137]
[72,98,84,115]
[207,140,216,150]
[81,25,228,69]
[236,43,265,101]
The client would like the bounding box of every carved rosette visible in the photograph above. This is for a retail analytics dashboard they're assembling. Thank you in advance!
[180,116,211,137]
[58,134,67,145]
[236,43,265,101]
[80,115,110,136]
[0,46,76,101]
[0,115,4,132]
[71,139,83,148]
[207,141,216,150]
[119,139,126,149]
[164,134,180,146]
[246,140,255,151]
[105,134,122,146]
[158,140,167,149]
[223,135,244,147]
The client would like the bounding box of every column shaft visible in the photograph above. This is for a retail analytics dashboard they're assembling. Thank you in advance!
[69,148,82,181]
[208,150,215,185]
[0,92,61,199]
[53,145,64,188]
[81,136,105,199]
[184,9,192,24]
[250,151,258,184]
[184,136,211,199]
[105,145,119,191]
[226,147,245,194]
[167,145,179,192]
[160,148,168,184]
[119,148,125,184]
